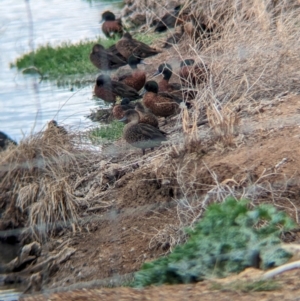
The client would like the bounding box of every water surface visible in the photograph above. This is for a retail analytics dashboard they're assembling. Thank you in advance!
[0,0,122,142]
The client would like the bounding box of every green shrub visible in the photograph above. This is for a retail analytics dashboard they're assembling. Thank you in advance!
[133,198,296,287]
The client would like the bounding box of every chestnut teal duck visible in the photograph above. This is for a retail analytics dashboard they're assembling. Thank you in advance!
[101,11,123,39]
[142,81,182,118]
[112,98,135,119]
[47,120,68,135]
[94,74,141,103]
[116,32,161,60]
[179,59,209,87]
[153,5,182,33]
[0,131,17,151]
[134,102,159,128]
[119,109,167,155]
[89,44,127,70]
[153,63,182,93]
[113,55,146,91]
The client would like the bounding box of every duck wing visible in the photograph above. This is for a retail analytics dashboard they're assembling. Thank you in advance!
[158,91,183,104]
[107,44,127,60]
[136,124,167,141]
[101,49,127,67]
[111,81,141,100]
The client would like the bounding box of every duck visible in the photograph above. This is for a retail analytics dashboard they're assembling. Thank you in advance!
[89,44,127,70]
[46,120,68,135]
[112,98,135,119]
[0,131,17,151]
[134,102,159,128]
[142,81,181,118]
[153,63,182,93]
[119,109,167,155]
[153,5,182,33]
[94,74,141,103]
[116,32,161,60]
[179,59,209,86]
[113,55,146,91]
[101,11,123,39]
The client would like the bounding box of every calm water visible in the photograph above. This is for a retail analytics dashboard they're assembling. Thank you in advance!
[0,0,122,297]
[0,0,122,143]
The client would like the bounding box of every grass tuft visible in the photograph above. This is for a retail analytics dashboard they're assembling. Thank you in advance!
[12,38,117,79]
[89,120,124,143]
[12,32,162,80]
[210,279,280,292]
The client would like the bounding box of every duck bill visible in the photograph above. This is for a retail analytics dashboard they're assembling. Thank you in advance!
[149,70,161,79]
[139,88,146,97]
[118,116,127,123]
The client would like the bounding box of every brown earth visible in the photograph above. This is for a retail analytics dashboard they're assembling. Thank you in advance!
[19,94,300,300]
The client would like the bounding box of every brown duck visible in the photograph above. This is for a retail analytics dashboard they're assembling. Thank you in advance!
[153,5,182,33]
[94,74,141,103]
[179,59,209,86]
[0,131,17,151]
[101,11,123,39]
[47,120,68,135]
[89,44,127,70]
[142,81,181,118]
[153,63,182,93]
[112,98,135,119]
[119,109,167,155]
[116,32,161,60]
[113,55,146,91]
[134,102,159,128]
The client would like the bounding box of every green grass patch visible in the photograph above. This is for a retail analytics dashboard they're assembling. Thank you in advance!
[12,31,163,81]
[89,120,124,143]
[12,38,118,79]
[133,32,165,45]
[133,198,296,287]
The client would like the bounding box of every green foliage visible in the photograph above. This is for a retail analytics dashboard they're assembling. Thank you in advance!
[89,120,124,143]
[133,198,296,287]
[12,38,117,78]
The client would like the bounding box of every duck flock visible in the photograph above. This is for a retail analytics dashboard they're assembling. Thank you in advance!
[90,8,210,155]
[1,6,210,155]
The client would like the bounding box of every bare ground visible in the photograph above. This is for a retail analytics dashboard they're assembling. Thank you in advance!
[19,94,300,300]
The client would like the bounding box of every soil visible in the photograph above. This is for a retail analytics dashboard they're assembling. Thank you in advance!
[19,94,300,300]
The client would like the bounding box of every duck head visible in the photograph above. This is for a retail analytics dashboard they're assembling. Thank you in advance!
[91,44,105,53]
[153,63,173,80]
[180,59,195,67]
[120,98,131,105]
[119,109,140,123]
[96,74,112,87]
[127,55,145,69]
[101,11,116,22]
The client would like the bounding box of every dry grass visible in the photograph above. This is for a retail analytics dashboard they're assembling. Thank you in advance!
[145,0,300,248]
[0,128,95,240]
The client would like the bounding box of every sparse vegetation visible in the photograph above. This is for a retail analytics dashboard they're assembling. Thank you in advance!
[133,198,295,287]
[0,129,95,240]
[89,120,124,143]
[210,279,280,293]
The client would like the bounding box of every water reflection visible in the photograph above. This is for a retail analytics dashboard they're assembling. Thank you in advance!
[0,0,122,142]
